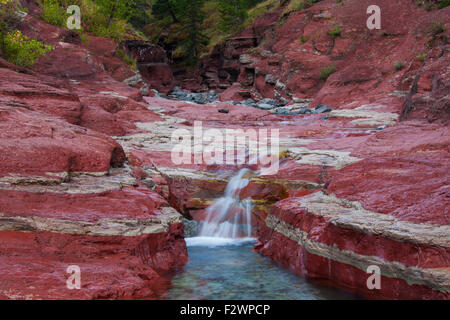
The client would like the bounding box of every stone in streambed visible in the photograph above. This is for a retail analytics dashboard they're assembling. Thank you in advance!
[260,98,277,106]
[298,107,313,114]
[183,218,199,238]
[314,104,332,114]
[240,98,256,106]
[255,103,276,110]
[168,88,219,104]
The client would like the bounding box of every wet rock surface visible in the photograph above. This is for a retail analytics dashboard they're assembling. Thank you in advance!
[164,87,220,104]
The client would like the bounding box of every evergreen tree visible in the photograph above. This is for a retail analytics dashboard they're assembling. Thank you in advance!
[181,0,207,65]
[96,0,135,27]
[128,0,152,29]
[217,0,263,32]
[218,0,247,31]
[152,0,180,23]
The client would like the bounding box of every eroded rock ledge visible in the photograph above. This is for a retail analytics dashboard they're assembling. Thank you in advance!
[0,206,182,237]
[257,188,449,299]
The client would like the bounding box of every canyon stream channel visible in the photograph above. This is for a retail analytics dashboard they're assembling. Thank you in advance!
[166,169,361,300]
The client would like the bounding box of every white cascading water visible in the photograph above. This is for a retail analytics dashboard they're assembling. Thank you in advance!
[198,168,254,239]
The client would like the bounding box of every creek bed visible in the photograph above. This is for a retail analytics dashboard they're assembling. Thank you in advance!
[166,238,361,300]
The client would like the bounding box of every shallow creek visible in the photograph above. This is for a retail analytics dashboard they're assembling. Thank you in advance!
[166,238,361,300]
[164,151,361,300]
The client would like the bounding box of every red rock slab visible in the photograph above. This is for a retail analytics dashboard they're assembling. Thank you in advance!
[327,152,450,225]
[144,96,189,108]
[219,83,248,102]
[129,149,208,171]
[271,160,338,185]
[74,73,143,99]
[139,63,175,94]
[256,225,448,300]
[407,45,450,124]
[19,14,80,46]
[129,149,263,173]
[17,15,157,137]
[268,196,449,269]
[0,222,187,300]
[78,94,162,136]
[0,57,33,75]
[32,45,105,79]
[0,68,82,125]
[0,187,168,222]
[21,14,136,83]
[85,35,117,58]
[305,122,450,160]
[0,105,125,179]
[276,117,356,141]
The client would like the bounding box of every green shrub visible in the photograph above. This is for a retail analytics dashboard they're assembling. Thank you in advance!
[394,61,404,71]
[37,0,128,43]
[74,28,89,45]
[295,0,321,11]
[40,0,67,27]
[320,64,336,80]
[299,35,309,44]
[427,20,446,37]
[0,0,22,35]
[89,19,127,42]
[1,30,53,67]
[417,53,426,62]
[117,47,137,70]
[328,25,342,37]
[437,0,450,9]
[416,0,449,10]
[416,0,435,11]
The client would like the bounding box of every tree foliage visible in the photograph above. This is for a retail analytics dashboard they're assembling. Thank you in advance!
[152,0,181,23]
[182,0,208,65]
[152,0,207,65]
[0,0,22,36]
[217,0,262,31]
[95,0,135,27]
[1,30,53,67]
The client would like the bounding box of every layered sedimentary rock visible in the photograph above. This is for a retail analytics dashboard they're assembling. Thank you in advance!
[0,10,187,300]
[255,120,449,299]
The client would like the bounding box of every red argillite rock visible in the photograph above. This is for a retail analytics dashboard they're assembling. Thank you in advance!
[0,186,188,299]
[0,9,188,300]
[0,99,125,180]
[256,123,450,299]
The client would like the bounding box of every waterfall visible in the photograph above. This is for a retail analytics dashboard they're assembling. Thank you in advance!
[198,168,254,239]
